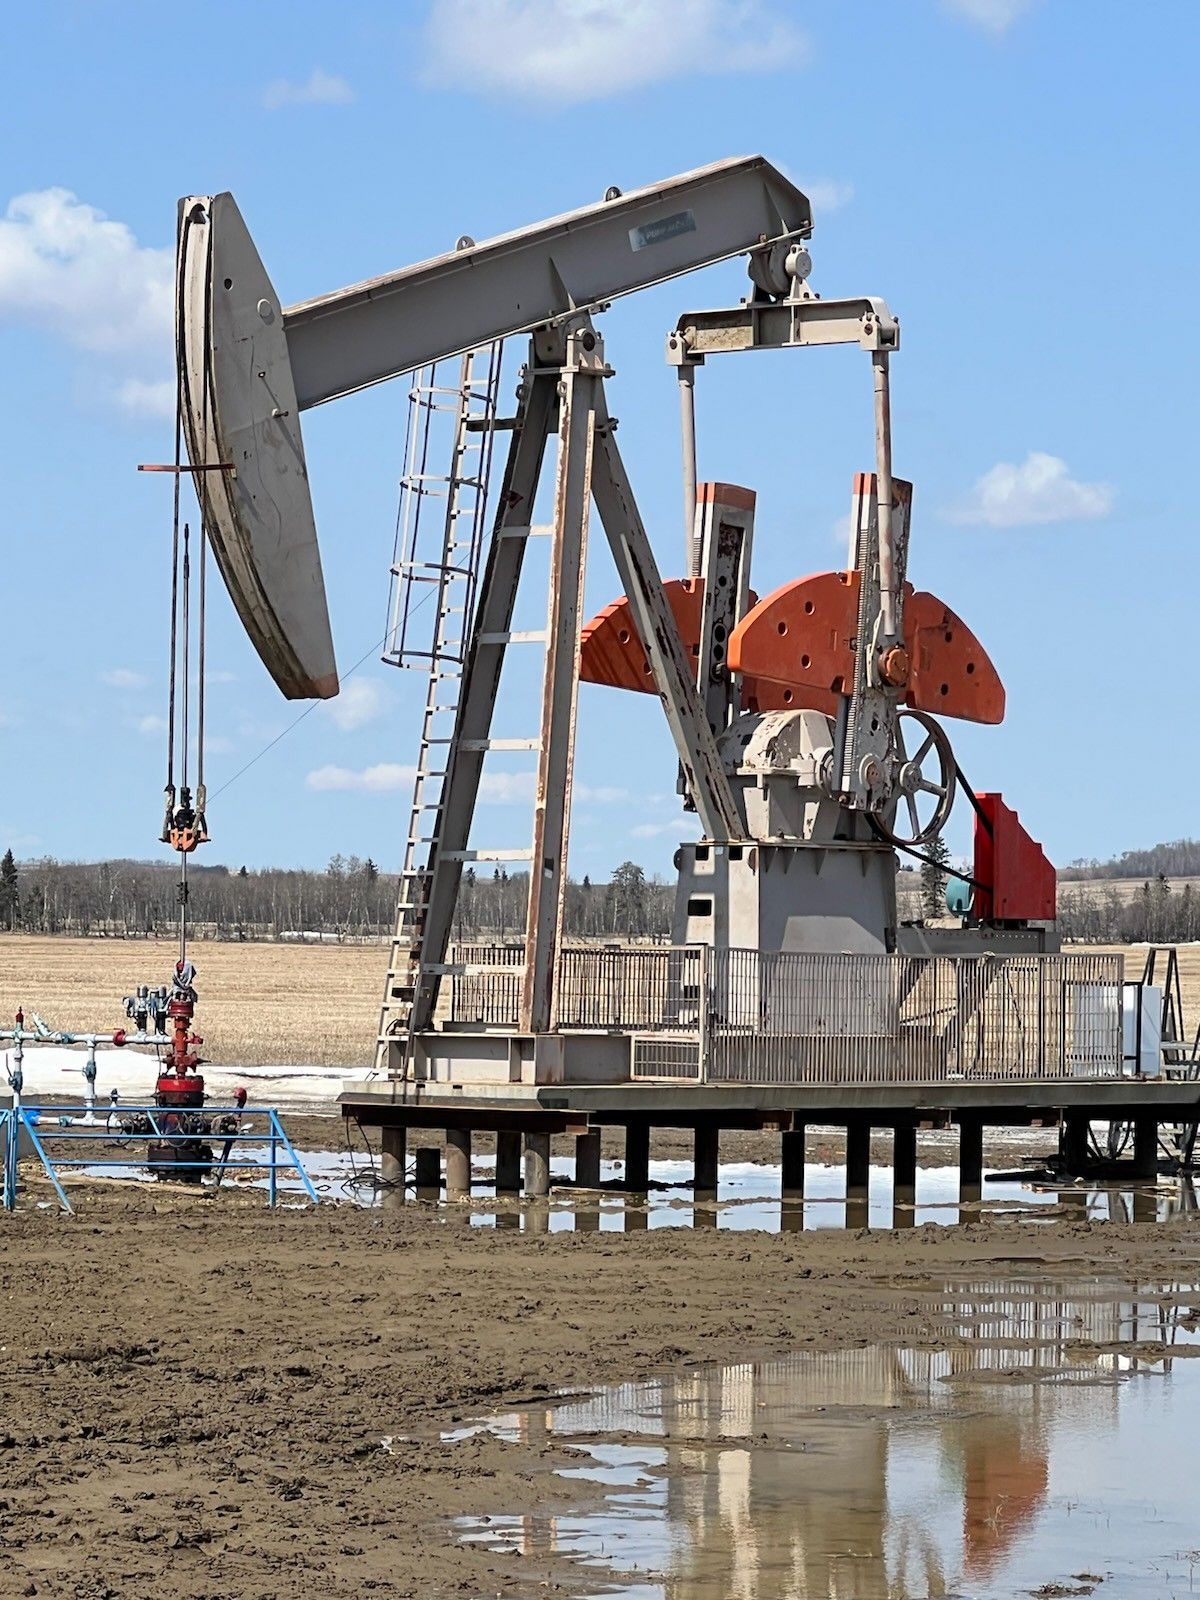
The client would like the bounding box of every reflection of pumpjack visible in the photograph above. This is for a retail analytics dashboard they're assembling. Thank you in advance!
[652,1348,1060,1600]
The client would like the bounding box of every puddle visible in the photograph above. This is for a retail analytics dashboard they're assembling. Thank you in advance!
[455,1157,1190,1233]
[64,1139,1199,1229]
[445,1279,1200,1597]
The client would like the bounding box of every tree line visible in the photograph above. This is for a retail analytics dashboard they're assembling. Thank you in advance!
[1058,875,1200,945]
[1060,838,1200,882]
[0,849,676,943]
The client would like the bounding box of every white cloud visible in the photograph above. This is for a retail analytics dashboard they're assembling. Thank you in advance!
[115,377,174,418]
[263,69,355,109]
[136,714,167,736]
[631,816,696,839]
[940,0,1034,35]
[0,188,173,418]
[423,0,807,104]
[0,188,170,355]
[307,762,415,793]
[800,178,854,213]
[325,678,389,731]
[480,771,535,804]
[576,783,629,804]
[102,668,147,690]
[946,451,1114,529]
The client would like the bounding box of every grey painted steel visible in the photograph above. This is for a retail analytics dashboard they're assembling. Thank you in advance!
[176,195,337,699]
[590,383,741,840]
[672,295,898,360]
[445,1128,471,1199]
[696,489,754,736]
[405,368,557,1040]
[524,1131,551,1198]
[179,158,808,700]
[677,364,699,570]
[285,158,812,408]
[342,1072,1200,1121]
[495,1129,523,1193]
[524,330,597,1033]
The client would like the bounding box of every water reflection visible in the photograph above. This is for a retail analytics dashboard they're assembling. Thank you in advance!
[465,1160,1197,1234]
[451,1280,1200,1597]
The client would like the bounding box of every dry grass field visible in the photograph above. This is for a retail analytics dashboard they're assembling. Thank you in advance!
[3,933,1200,1068]
[0,934,383,1066]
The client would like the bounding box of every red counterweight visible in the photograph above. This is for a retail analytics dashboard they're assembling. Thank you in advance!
[973,794,1056,924]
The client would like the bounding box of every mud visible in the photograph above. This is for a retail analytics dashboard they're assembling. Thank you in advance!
[2,1184,1200,1598]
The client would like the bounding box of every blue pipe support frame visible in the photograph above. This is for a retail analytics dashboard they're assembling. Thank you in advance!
[2,1105,319,1215]
[1,1110,15,1212]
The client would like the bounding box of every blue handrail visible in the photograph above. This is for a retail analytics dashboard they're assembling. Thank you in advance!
[3,1104,320,1214]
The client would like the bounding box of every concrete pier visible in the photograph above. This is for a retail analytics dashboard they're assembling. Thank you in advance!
[380,1126,406,1190]
[693,1126,719,1199]
[445,1129,471,1200]
[524,1131,551,1198]
[574,1129,602,1189]
[495,1129,522,1194]
[959,1115,984,1197]
[1132,1115,1159,1179]
[414,1146,440,1200]
[846,1121,870,1199]
[893,1122,917,1197]
[781,1127,806,1199]
[625,1123,650,1192]
[1061,1112,1089,1173]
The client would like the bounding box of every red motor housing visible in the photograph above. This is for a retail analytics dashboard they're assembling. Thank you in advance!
[973,793,1056,924]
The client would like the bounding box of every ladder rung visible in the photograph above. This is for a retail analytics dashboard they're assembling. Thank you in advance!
[441,849,533,862]
[458,737,539,751]
[477,630,547,645]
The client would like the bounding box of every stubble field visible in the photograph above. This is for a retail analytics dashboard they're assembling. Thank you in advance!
[2,932,1198,1068]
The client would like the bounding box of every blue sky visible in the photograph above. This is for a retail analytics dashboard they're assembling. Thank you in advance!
[0,0,1196,879]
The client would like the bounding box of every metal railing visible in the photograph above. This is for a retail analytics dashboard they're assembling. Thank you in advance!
[447,943,525,1027]
[446,943,703,1034]
[556,947,702,1031]
[442,942,1125,1085]
[3,1105,319,1214]
[704,949,1124,1085]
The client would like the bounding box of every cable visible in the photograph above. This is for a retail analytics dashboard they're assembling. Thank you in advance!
[207,630,391,802]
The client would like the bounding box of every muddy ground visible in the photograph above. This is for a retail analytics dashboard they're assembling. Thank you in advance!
[2,1182,1197,1600]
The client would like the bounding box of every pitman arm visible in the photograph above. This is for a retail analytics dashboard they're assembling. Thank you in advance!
[176,157,812,699]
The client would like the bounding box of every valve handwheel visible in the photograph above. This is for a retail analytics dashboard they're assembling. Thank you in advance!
[872,708,956,848]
